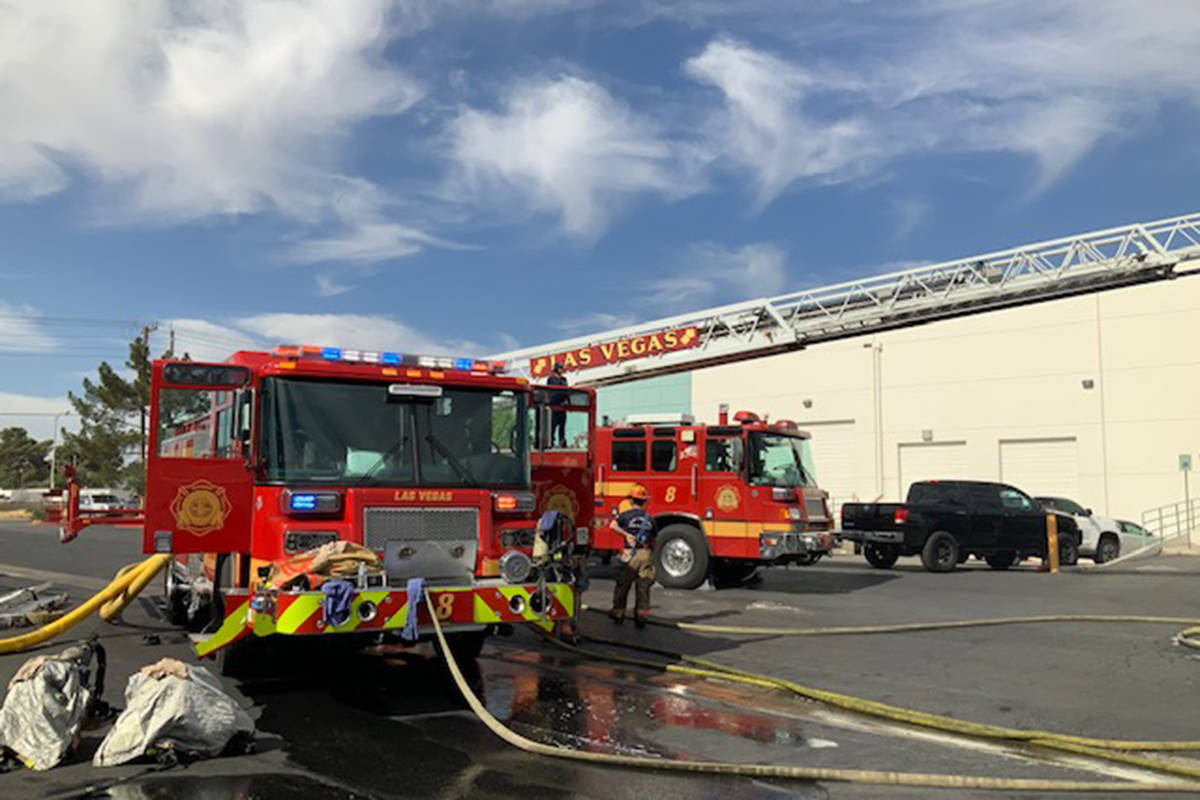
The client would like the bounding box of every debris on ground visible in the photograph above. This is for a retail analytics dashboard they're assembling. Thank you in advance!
[0,642,107,770]
[0,581,69,629]
[93,658,254,766]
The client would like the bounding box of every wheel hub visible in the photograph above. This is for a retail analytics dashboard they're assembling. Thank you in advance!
[661,539,695,577]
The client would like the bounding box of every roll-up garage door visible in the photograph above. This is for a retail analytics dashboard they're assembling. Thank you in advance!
[999,438,1079,498]
[803,420,858,517]
[897,441,969,499]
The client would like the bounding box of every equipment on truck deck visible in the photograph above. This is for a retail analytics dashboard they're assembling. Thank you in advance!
[592,406,834,589]
[60,343,597,667]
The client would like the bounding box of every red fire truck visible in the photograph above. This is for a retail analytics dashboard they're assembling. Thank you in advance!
[592,409,835,589]
[62,345,594,669]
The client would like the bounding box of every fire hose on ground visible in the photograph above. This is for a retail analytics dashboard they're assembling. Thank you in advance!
[0,555,171,655]
[430,597,1200,792]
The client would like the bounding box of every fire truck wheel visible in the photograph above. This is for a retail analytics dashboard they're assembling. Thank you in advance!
[653,525,709,590]
[438,629,487,662]
[163,566,189,627]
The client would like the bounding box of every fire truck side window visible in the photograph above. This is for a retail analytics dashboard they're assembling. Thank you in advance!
[611,441,647,472]
[156,388,234,460]
[651,440,677,472]
[704,437,742,473]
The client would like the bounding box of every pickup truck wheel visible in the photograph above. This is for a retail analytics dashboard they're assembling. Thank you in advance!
[654,525,710,589]
[985,551,1016,570]
[1059,536,1079,566]
[1094,535,1120,564]
[863,543,899,569]
[921,532,959,572]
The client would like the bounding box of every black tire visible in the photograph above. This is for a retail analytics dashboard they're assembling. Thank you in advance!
[653,524,710,589]
[1059,535,1079,566]
[985,551,1016,570]
[439,629,487,663]
[1094,534,1120,564]
[163,565,189,627]
[921,532,959,573]
[863,542,899,569]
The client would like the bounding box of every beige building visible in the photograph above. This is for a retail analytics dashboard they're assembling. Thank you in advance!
[688,272,1200,524]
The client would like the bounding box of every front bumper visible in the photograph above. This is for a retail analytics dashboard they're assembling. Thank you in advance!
[195,581,576,657]
[759,531,835,561]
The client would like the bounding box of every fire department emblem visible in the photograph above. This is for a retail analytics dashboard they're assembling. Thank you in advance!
[169,480,232,536]
[542,484,579,523]
[715,484,741,512]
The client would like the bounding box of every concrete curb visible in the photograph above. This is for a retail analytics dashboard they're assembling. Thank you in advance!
[1075,541,1164,572]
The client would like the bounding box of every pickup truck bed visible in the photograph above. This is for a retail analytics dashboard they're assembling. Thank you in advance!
[839,481,1080,572]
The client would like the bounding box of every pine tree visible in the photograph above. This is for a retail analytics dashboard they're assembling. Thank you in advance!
[58,331,188,493]
[0,427,52,488]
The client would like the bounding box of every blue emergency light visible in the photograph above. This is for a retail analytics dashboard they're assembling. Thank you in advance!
[321,347,342,361]
[289,493,319,511]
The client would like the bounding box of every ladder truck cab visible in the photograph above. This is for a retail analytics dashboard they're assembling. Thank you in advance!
[592,408,835,589]
[62,345,594,668]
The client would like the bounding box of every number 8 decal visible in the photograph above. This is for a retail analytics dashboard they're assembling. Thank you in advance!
[665,486,677,503]
[435,592,455,620]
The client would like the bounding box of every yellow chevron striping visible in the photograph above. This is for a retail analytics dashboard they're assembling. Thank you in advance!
[276,594,322,633]
[194,601,250,657]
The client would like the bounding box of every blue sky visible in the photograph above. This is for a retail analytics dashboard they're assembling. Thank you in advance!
[3,0,1200,438]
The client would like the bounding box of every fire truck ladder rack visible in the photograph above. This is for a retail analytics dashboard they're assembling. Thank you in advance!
[492,212,1200,387]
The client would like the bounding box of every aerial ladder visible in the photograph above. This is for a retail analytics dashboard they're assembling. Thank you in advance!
[492,212,1200,386]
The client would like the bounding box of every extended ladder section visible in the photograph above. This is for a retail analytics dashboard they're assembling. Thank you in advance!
[492,212,1200,386]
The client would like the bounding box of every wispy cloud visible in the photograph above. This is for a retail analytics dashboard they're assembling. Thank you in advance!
[315,274,354,298]
[553,312,638,336]
[445,75,698,237]
[0,303,58,353]
[234,312,486,355]
[649,242,787,309]
[0,2,436,265]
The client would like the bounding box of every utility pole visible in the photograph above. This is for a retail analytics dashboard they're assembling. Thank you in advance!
[140,324,158,464]
[168,325,175,358]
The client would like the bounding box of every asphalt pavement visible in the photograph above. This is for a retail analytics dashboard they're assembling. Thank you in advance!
[0,521,1198,800]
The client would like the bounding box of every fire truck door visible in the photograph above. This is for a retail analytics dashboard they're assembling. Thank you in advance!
[699,432,751,556]
[143,362,254,555]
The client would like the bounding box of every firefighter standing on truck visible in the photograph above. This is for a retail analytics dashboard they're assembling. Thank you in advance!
[609,485,656,628]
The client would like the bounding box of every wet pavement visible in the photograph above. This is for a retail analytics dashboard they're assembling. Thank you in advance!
[3,522,1200,799]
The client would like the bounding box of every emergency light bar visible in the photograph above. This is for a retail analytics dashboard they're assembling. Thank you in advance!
[271,345,506,374]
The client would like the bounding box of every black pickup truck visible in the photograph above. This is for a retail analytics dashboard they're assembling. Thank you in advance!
[839,480,1080,572]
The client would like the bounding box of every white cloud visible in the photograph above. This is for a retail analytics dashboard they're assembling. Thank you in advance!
[446,75,695,236]
[683,2,1200,203]
[166,318,266,362]
[0,304,58,353]
[235,312,486,355]
[554,312,638,335]
[649,242,787,309]
[315,275,354,298]
[0,392,74,441]
[0,2,434,264]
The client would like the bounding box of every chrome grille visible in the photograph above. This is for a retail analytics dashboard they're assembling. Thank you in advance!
[363,507,479,551]
[804,494,827,521]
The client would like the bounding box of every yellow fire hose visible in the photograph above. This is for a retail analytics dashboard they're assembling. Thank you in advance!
[428,597,1200,792]
[0,555,170,655]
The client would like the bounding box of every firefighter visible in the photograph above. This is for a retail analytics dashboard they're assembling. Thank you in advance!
[609,485,656,628]
[547,361,569,448]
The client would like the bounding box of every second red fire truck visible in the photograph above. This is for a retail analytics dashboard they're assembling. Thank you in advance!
[591,408,835,588]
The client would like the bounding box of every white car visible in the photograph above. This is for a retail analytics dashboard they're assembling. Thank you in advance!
[80,492,123,512]
[1035,496,1134,563]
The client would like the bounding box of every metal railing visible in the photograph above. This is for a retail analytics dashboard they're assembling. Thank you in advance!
[1141,498,1199,548]
[493,211,1200,385]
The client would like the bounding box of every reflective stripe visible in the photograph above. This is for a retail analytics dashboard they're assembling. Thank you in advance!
[193,601,251,657]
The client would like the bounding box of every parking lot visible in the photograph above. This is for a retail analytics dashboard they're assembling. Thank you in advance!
[2,521,1199,799]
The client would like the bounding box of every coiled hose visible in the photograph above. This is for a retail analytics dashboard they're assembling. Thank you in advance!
[428,597,1200,792]
[0,555,171,655]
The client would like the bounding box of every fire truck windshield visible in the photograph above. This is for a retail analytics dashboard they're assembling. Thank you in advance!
[260,377,528,488]
[747,432,817,488]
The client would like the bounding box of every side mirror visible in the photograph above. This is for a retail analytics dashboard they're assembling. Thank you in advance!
[1085,508,1093,516]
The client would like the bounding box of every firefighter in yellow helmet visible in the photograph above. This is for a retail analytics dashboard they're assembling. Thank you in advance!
[609,485,656,628]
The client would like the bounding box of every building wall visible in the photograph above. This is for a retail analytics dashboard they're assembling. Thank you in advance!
[689,271,1200,523]
[596,371,691,426]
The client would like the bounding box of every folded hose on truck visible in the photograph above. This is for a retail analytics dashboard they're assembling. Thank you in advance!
[0,555,171,655]
[427,597,1200,793]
